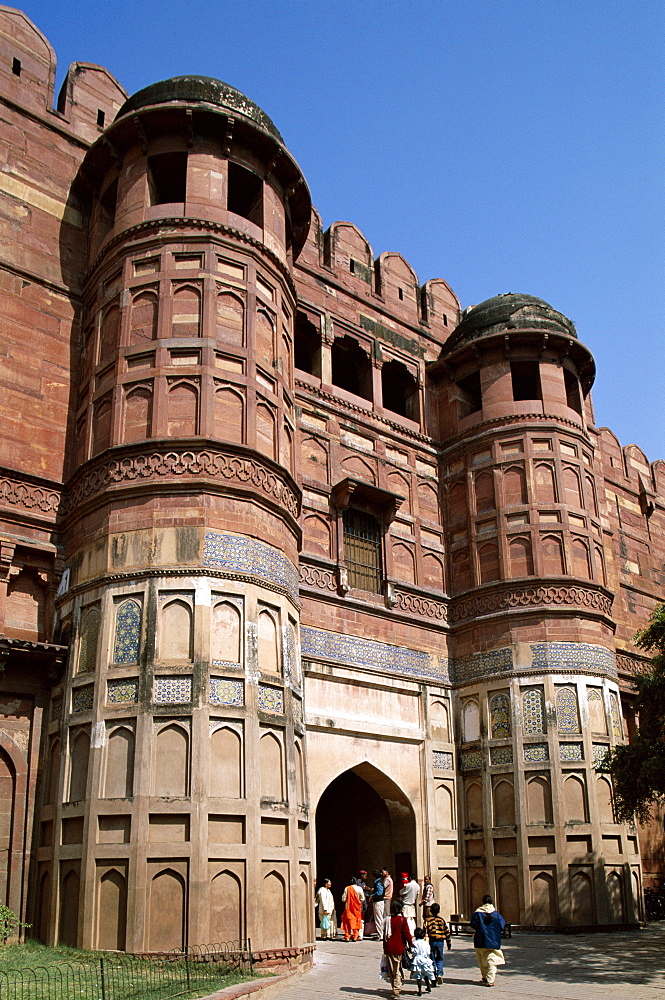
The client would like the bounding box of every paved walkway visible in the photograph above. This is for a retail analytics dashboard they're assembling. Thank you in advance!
[277,925,665,1000]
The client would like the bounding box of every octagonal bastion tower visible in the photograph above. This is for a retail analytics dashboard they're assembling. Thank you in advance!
[39,76,313,954]
[430,294,640,927]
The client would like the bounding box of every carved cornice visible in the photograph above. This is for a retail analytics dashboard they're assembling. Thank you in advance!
[450,582,614,624]
[65,444,300,521]
[0,472,62,519]
[89,218,296,296]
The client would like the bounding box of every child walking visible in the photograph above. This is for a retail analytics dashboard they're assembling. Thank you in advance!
[410,926,435,995]
[424,902,452,985]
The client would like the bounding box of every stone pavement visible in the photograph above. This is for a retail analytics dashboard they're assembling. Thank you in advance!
[275,925,665,1000]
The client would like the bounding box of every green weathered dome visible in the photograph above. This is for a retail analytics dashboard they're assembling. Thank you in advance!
[116,75,282,142]
[443,293,576,354]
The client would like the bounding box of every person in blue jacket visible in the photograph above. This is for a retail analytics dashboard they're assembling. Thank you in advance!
[470,895,506,987]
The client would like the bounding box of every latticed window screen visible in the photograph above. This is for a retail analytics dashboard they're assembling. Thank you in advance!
[343,508,382,593]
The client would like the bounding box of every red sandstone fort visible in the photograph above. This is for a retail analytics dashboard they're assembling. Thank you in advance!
[0,5,662,954]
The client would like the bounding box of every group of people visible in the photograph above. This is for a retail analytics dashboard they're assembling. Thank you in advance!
[315,874,506,997]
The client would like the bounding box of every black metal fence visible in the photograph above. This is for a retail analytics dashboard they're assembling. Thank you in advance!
[0,940,253,1000]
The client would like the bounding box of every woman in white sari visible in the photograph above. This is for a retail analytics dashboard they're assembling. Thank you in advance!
[315,879,337,939]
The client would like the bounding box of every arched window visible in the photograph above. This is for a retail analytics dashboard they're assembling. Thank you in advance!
[171,285,200,338]
[331,336,372,400]
[294,312,321,376]
[509,536,533,577]
[478,542,500,584]
[343,508,382,593]
[129,291,158,344]
[78,607,100,674]
[381,359,419,420]
[113,600,141,664]
[522,689,545,735]
[216,291,244,346]
[124,387,152,443]
[258,609,279,674]
[490,693,511,739]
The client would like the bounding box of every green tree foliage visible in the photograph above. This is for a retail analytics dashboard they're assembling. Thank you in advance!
[605,603,665,823]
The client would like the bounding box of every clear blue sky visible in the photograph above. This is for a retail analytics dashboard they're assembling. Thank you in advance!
[23,0,664,462]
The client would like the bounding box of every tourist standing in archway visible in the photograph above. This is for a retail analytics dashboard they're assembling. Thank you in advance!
[315,878,336,939]
[371,869,386,938]
[341,877,364,941]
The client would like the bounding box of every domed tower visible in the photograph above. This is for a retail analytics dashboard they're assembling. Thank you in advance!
[430,294,639,927]
[40,78,313,953]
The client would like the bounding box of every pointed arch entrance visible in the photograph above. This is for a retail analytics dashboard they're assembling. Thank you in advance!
[315,763,417,915]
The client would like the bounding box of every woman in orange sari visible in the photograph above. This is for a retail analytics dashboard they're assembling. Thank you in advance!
[340,877,364,941]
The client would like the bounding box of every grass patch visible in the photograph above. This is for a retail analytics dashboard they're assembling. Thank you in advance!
[0,941,265,999]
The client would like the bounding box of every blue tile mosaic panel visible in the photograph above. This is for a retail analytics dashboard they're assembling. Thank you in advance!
[559,742,583,761]
[72,684,94,712]
[301,627,440,680]
[522,688,545,735]
[154,676,192,704]
[490,745,513,765]
[531,642,617,677]
[461,749,483,769]
[433,750,454,770]
[490,693,511,739]
[609,693,622,737]
[113,599,141,663]
[524,743,549,763]
[203,531,299,601]
[556,687,580,734]
[209,677,244,706]
[592,743,610,768]
[107,679,138,704]
[258,685,284,713]
[78,607,100,674]
[450,647,513,683]
[438,657,451,683]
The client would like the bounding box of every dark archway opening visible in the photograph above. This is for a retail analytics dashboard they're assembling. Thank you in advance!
[315,763,417,920]
[381,359,419,421]
[331,336,373,401]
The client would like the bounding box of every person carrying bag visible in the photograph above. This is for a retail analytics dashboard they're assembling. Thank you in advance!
[383,900,413,998]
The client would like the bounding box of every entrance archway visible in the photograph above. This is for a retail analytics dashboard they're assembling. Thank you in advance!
[315,763,417,917]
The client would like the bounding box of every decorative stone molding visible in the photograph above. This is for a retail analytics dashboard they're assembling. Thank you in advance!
[450,582,613,624]
[0,473,61,517]
[301,625,446,681]
[66,446,300,519]
[615,652,651,677]
[392,588,448,622]
[294,379,433,444]
[299,563,337,593]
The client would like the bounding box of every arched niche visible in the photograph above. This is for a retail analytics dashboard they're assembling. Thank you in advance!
[256,402,276,459]
[210,868,242,941]
[465,782,483,828]
[124,386,152,443]
[153,724,189,797]
[430,700,450,741]
[436,782,454,829]
[211,601,241,663]
[97,868,127,950]
[469,872,486,913]
[59,867,80,946]
[462,700,480,742]
[216,290,244,346]
[303,513,332,558]
[210,726,242,798]
[570,870,595,924]
[259,731,284,800]
[258,609,279,674]
[526,774,552,824]
[497,871,520,924]
[531,871,556,925]
[160,599,192,660]
[213,386,243,444]
[129,289,158,344]
[262,870,287,949]
[563,774,587,823]
[149,868,185,951]
[167,381,198,437]
[105,726,134,799]
[493,778,515,827]
[78,606,100,674]
[68,730,89,803]
[596,776,615,823]
[172,285,201,338]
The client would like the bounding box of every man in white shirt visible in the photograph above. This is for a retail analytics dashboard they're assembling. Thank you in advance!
[400,873,420,933]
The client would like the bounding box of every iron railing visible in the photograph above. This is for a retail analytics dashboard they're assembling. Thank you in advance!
[0,940,253,1000]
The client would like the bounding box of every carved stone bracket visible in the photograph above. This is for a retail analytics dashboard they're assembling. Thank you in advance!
[392,588,448,622]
